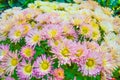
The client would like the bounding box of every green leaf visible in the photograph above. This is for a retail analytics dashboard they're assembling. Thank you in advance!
[11,69,18,80]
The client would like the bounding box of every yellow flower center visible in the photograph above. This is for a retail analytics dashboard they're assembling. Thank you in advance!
[11,58,18,66]
[32,35,40,42]
[86,58,95,67]
[23,48,32,57]
[61,48,69,57]
[48,29,57,38]
[24,64,32,73]
[76,49,83,57]
[73,18,81,26]
[40,61,50,70]
[81,26,90,35]
[14,30,21,37]
[92,31,100,40]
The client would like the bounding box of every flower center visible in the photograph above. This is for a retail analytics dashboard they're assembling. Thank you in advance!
[73,19,81,26]
[11,58,18,66]
[24,64,32,73]
[61,48,69,57]
[23,48,32,57]
[48,29,57,38]
[81,26,90,35]
[32,35,40,42]
[86,58,95,67]
[40,61,49,70]
[14,30,21,37]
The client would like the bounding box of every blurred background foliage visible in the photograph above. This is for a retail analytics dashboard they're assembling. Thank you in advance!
[0,0,120,16]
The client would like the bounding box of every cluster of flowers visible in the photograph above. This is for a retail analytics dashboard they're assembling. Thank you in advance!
[0,0,120,80]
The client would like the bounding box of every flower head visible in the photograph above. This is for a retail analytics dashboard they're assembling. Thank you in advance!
[0,44,9,61]
[25,28,42,46]
[17,59,33,80]
[51,39,75,64]
[33,54,52,78]
[78,51,102,76]
[1,51,19,75]
[8,26,24,43]
[53,68,64,80]
[20,46,35,59]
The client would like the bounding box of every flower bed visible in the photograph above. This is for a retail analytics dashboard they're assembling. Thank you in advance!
[0,0,120,80]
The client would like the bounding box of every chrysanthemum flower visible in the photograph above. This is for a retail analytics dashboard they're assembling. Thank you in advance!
[33,55,52,78]
[25,28,42,47]
[17,60,33,80]
[71,42,88,63]
[101,53,118,79]
[0,44,9,61]
[53,68,64,80]
[78,51,102,76]
[80,24,92,37]
[8,26,24,43]
[43,24,62,40]
[91,29,100,41]
[51,39,75,64]
[20,46,35,59]
[1,51,19,75]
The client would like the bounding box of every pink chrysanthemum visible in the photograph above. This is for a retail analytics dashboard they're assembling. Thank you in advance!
[101,53,118,79]
[71,42,88,63]
[79,24,93,37]
[8,26,24,43]
[17,59,33,80]
[53,68,64,80]
[78,51,102,76]
[1,51,19,75]
[33,54,52,78]
[51,39,75,65]
[0,44,9,61]
[20,46,35,59]
[25,28,42,47]
[42,24,62,40]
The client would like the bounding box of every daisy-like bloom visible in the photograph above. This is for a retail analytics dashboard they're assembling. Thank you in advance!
[80,24,92,37]
[8,26,24,43]
[53,68,64,80]
[20,46,35,59]
[91,29,100,41]
[0,44,9,61]
[101,53,118,79]
[43,24,62,40]
[25,28,42,47]
[78,51,102,76]
[71,42,88,63]
[33,55,52,78]
[1,51,19,75]
[17,60,33,80]
[51,39,75,64]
